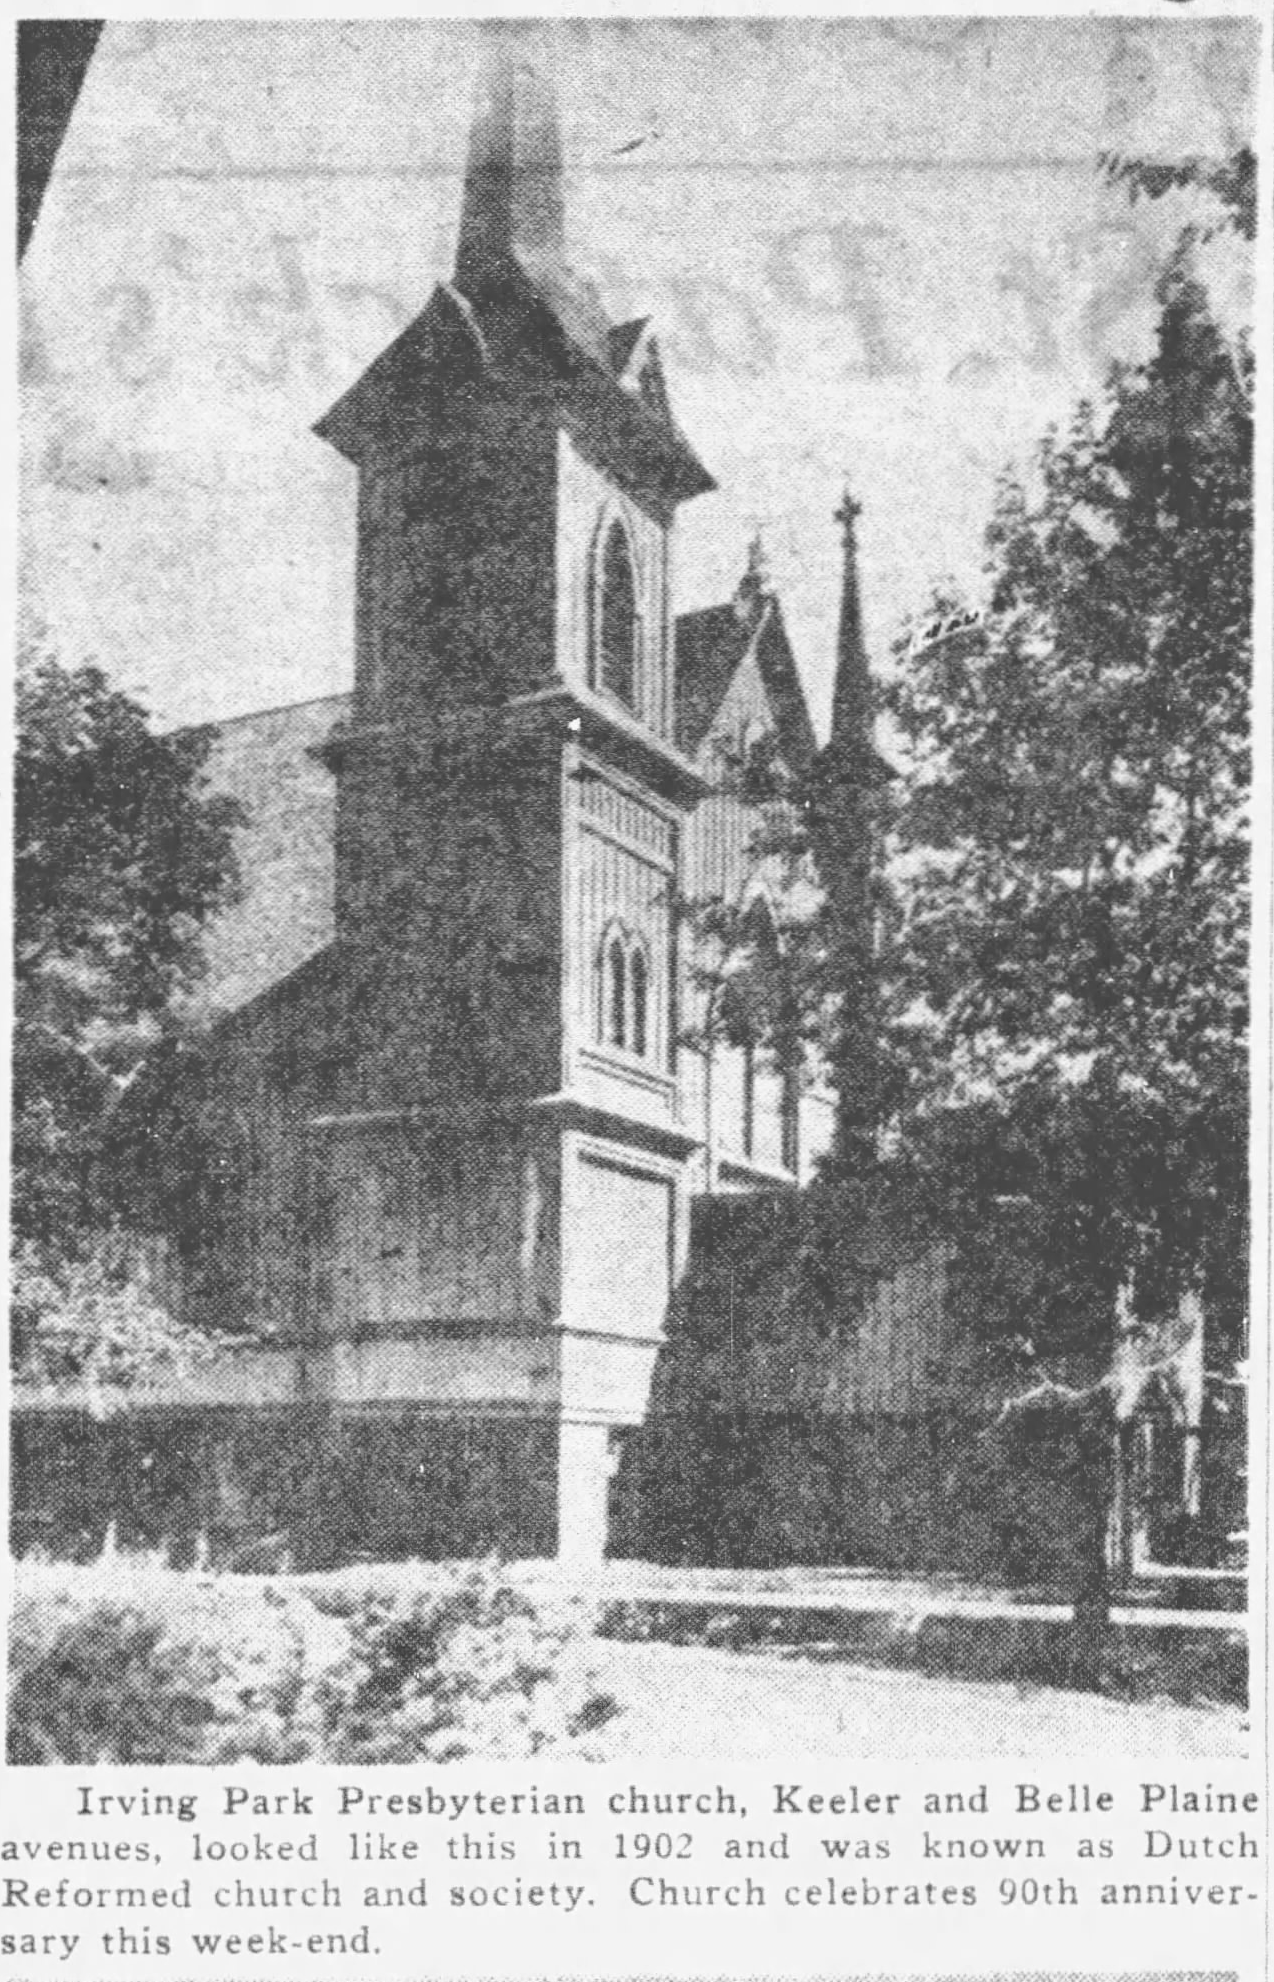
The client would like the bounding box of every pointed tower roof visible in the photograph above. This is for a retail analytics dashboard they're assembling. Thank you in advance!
[315,40,713,503]
[826,489,892,776]
[812,491,887,1176]
[456,51,566,281]
[830,489,870,751]
[454,47,612,369]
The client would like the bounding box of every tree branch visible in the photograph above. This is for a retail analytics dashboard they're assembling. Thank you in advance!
[987,1336,1200,1433]
[22,1019,149,1099]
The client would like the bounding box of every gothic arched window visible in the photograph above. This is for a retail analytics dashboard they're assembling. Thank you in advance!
[630,946,649,1059]
[595,518,639,711]
[606,936,628,1051]
[597,923,654,1060]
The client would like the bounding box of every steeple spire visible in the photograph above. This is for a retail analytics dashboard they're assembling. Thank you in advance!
[810,488,882,1180]
[831,487,871,753]
[454,40,611,367]
[455,44,567,294]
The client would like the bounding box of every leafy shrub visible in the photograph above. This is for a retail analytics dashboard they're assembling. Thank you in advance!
[7,1555,324,1765]
[10,1237,221,1417]
[305,1564,618,1762]
[7,1554,618,1765]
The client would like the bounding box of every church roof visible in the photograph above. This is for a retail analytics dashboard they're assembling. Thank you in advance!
[675,595,818,777]
[608,319,649,374]
[185,693,346,1022]
[674,604,745,754]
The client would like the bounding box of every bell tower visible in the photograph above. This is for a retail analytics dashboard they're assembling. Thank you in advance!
[308,42,715,1561]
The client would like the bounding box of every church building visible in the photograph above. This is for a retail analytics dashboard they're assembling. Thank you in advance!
[13,44,1230,1602]
[166,48,865,1562]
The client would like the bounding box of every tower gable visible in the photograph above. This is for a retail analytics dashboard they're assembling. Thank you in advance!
[676,588,817,780]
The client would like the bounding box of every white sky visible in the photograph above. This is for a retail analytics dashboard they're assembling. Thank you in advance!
[20,16,1256,738]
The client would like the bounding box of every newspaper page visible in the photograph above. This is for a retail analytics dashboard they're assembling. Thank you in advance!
[4,6,1268,1982]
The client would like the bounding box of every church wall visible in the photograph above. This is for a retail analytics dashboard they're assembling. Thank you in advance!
[319,1130,542,1333]
[750,1060,789,1174]
[681,846,808,1186]
[465,394,563,701]
[355,393,562,723]
[206,1029,566,1348]
[609,1196,1087,1582]
[11,1407,562,1568]
[684,785,755,906]
[825,1251,955,1416]
[179,982,333,1342]
[334,730,568,1114]
[561,1139,677,1344]
[335,388,562,935]
[676,645,826,1187]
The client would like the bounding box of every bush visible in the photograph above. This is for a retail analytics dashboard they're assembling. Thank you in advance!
[10,1237,221,1417]
[7,1556,325,1765]
[7,1554,617,1765]
[305,1566,618,1762]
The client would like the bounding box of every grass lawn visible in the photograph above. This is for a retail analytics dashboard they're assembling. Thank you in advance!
[585,1640,1247,1759]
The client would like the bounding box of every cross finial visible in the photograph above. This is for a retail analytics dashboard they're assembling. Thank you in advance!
[733,528,772,627]
[835,485,862,536]
[744,529,770,590]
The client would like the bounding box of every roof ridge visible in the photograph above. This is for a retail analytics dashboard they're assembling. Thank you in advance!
[169,688,350,739]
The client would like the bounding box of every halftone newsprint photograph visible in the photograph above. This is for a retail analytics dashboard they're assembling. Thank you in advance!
[4,4,1268,1981]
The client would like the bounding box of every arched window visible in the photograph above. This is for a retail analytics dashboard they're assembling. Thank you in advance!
[630,946,649,1059]
[595,518,639,710]
[606,937,628,1051]
[597,923,654,1060]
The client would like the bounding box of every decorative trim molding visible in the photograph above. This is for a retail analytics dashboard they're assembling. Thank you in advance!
[530,1088,701,1158]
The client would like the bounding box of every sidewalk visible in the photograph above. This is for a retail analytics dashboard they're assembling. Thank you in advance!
[587,1638,1246,1759]
[287,1554,1247,1702]
[600,1558,1245,1626]
[593,1561,1248,1703]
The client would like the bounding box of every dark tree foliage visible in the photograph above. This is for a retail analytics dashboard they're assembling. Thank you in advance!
[1099,146,1256,243]
[13,650,243,1254]
[866,187,1253,1632]
[882,248,1250,1429]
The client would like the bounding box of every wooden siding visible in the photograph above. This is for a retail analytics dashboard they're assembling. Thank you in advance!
[827,1250,952,1416]
[568,758,678,1103]
[320,1130,542,1334]
[680,647,819,1185]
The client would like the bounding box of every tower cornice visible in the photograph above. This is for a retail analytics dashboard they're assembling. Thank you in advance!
[313,683,711,809]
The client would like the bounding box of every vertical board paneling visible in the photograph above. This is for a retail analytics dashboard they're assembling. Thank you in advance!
[830,1249,951,1415]
[321,1132,529,1330]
